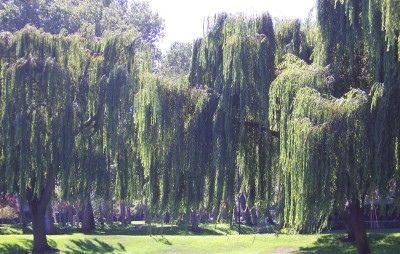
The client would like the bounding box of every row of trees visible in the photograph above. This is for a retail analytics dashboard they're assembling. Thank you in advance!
[0,0,163,43]
[0,1,400,254]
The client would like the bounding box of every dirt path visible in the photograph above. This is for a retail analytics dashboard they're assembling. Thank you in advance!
[272,247,299,254]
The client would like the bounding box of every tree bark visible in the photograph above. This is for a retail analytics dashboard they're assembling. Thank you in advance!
[99,203,105,227]
[343,208,356,242]
[126,203,132,223]
[348,198,371,254]
[120,199,126,225]
[244,207,252,226]
[31,205,51,253]
[26,166,56,253]
[190,210,199,232]
[106,200,114,224]
[45,205,55,234]
[250,207,258,226]
[164,211,171,224]
[82,197,96,233]
[18,196,29,234]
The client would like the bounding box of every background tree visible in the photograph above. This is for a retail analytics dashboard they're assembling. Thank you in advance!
[0,0,164,44]
[188,13,276,223]
[160,41,193,77]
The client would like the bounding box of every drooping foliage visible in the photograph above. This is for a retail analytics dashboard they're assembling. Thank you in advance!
[133,13,277,221]
[316,0,400,209]
[134,72,219,216]
[189,13,276,215]
[316,0,400,91]
[0,26,144,207]
[268,52,398,234]
[1,4,400,253]
[266,0,400,236]
[275,19,313,64]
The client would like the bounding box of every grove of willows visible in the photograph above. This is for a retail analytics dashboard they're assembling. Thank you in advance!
[0,1,399,254]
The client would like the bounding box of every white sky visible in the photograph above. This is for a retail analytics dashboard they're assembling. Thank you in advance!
[144,0,316,52]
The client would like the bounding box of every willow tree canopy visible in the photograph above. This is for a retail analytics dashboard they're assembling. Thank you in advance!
[0,26,144,204]
[268,53,397,233]
[189,13,276,213]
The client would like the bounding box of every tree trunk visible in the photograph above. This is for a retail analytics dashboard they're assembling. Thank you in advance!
[18,196,28,234]
[349,198,371,254]
[164,211,171,224]
[120,199,126,225]
[99,203,105,227]
[21,212,28,234]
[106,200,114,224]
[126,203,132,223]
[343,208,356,242]
[26,167,56,253]
[30,203,52,253]
[190,210,199,232]
[82,197,95,233]
[244,207,252,226]
[250,207,258,226]
[45,206,55,234]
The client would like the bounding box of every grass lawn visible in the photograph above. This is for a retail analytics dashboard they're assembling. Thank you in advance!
[0,224,399,253]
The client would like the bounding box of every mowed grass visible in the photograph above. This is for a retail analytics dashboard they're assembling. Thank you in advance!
[0,224,399,253]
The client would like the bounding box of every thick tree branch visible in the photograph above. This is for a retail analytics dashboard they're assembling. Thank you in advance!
[243,120,279,138]
[73,115,98,136]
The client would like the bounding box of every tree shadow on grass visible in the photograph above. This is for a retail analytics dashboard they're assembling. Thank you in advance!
[0,242,29,254]
[0,224,25,235]
[65,238,125,253]
[94,224,225,236]
[151,235,172,245]
[368,233,400,254]
[0,239,58,254]
[297,232,400,254]
[297,234,355,254]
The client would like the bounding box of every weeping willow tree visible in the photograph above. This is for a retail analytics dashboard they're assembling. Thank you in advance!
[315,0,400,91]
[134,68,219,228]
[269,53,397,254]
[67,35,142,231]
[0,27,144,252]
[188,13,276,222]
[275,19,313,64]
[310,1,400,253]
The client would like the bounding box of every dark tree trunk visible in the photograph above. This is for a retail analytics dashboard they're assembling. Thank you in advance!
[343,208,356,242]
[350,198,371,254]
[164,211,170,224]
[45,206,55,234]
[190,210,199,232]
[234,208,239,224]
[106,200,114,224]
[82,197,95,233]
[250,207,258,226]
[347,198,370,254]
[238,208,241,234]
[99,203,105,227]
[18,196,28,234]
[31,205,51,253]
[126,203,132,223]
[21,212,28,234]
[120,199,126,225]
[244,207,252,226]
[26,167,56,253]
[265,206,276,226]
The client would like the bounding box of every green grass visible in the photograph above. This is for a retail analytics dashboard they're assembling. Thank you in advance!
[0,224,399,253]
